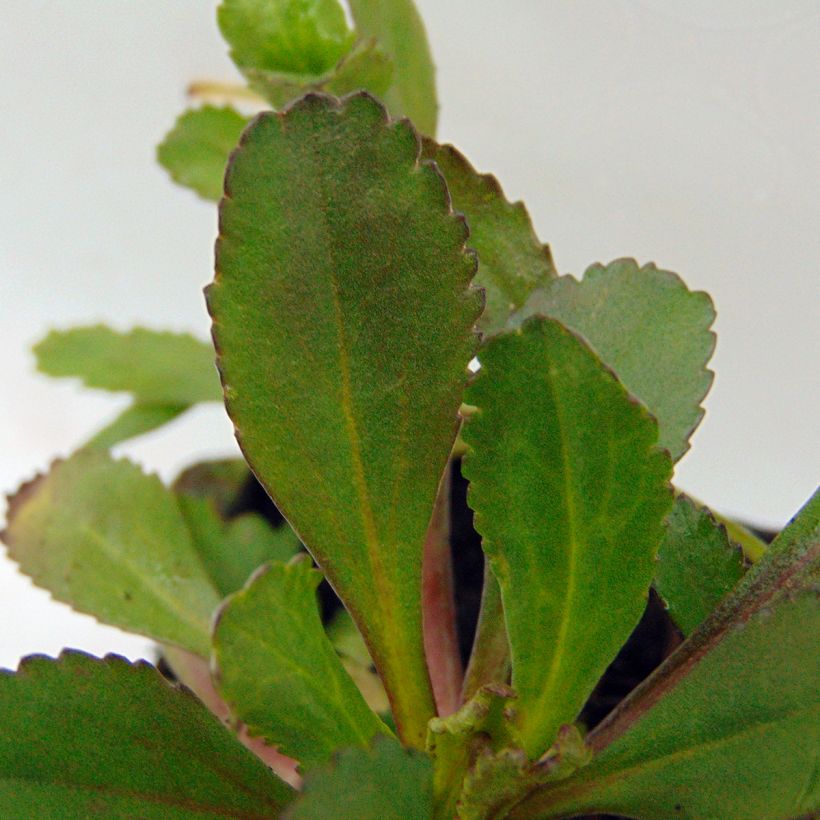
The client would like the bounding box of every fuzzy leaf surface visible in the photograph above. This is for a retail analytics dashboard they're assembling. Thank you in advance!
[512,489,820,819]
[85,401,189,449]
[348,0,437,134]
[285,737,433,819]
[422,140,555,334]
[208,92,481,746]
[462,317,673,757]
[218,0,354,77]
[34,325,221,405]
[2,449,219,656]
[158,105,248,201]
[0,651,291,817]
[655,495,746,634]
[213,560,391,770]
[513,259,715,460]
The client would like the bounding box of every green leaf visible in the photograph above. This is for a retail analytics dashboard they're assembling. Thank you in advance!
[655,495,746,634]
[208,92,482,746]
[513,259,715,460]
[0,651,291,816]
[34,325,221,405]
[421,140,556,334]
[2,449,219,656]
[512,489,820,820]
[285,736,433,819]
[157,105,249,201]
[172,458,251,516]
[348,0,438,134]
[218,0,355,77]
[462,317,673,757]
[85,401,189,449]
[213,559,391,770]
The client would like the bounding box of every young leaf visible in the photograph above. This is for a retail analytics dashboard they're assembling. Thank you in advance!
[512,489,820,819]
[218,0,355,77]
[85,401,189,449]
[0,651,291,816]
[513,259,715,460]
[421,140,556,334]
[462,317,673,757]
[2,449,220,656]
[348,0,438,134]
[213,560,392,770]
[208,92,482,746]
[655,495,746,635]
[285,737,433,819]
[34,325,221,405]
[157,105,249,201]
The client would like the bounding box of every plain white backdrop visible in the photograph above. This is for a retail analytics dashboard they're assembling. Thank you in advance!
[1,1,818,668]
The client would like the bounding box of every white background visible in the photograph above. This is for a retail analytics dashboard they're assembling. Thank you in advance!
[0,1,817,668]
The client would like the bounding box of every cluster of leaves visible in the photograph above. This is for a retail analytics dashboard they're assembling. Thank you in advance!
[2,1,817,818]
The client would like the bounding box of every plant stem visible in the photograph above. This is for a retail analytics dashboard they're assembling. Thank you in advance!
[422,464,463,716]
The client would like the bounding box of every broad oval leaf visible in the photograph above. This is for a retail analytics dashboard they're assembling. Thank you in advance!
[513,259,715,460]
[207,92,482,746]
[655,495,746,635]
[213,560,391,770]
[421,140,556,334]
[0,651,291,816]
[462,317,673,757]
[513,489,820,819]
[2,449,220,656]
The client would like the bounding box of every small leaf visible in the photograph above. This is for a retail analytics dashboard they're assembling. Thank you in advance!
[655,495,746,634]
[513,259,715,460]
[85,401,189,449]
[218,0,355,77]
[208,92,482,746]
[0,651,291,816]
[157,105,249,201]
[172,457,251,516]
[348,0,438,134]
[2,449,219,656]
[213,560,391,770]
[285,736,433,820]
[34,325,221,405]
[422,140,556,334]
[462,317,673,757]
[513,489,820,820]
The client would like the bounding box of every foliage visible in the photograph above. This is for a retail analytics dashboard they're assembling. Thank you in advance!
[3,2,815,818]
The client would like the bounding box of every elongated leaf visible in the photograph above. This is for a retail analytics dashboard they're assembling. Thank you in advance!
[0,651,291,816]
[218,0,354,77]
[655,495,746,634]
[285,737,433,819]
[462,317,673,757]
[34,325,221,405]
[512,489,820,819]
[208,92,482,746]
[348,0,438,134]
[158,105,249,201]
[513,259,715,460]
[213,560,391,770]
[421,140,555,334]
[2,449,219,656]
[85,401,189,449]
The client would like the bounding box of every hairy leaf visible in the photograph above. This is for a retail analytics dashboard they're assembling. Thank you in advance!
[513,259,715,460]
[0,651,291,816]
[655,495,746,634]
[285,737,433,819]
[157,105,249,201]
[34,325,221,405]
[218,0,354,77]
[208,92,482,746]
[2,449,219,656]
[512,490,819,819]
[462,317,673,757]
[348,0,438,134]
[85,401,189,449]
[213,560,390,770]
[422,140,555,334]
